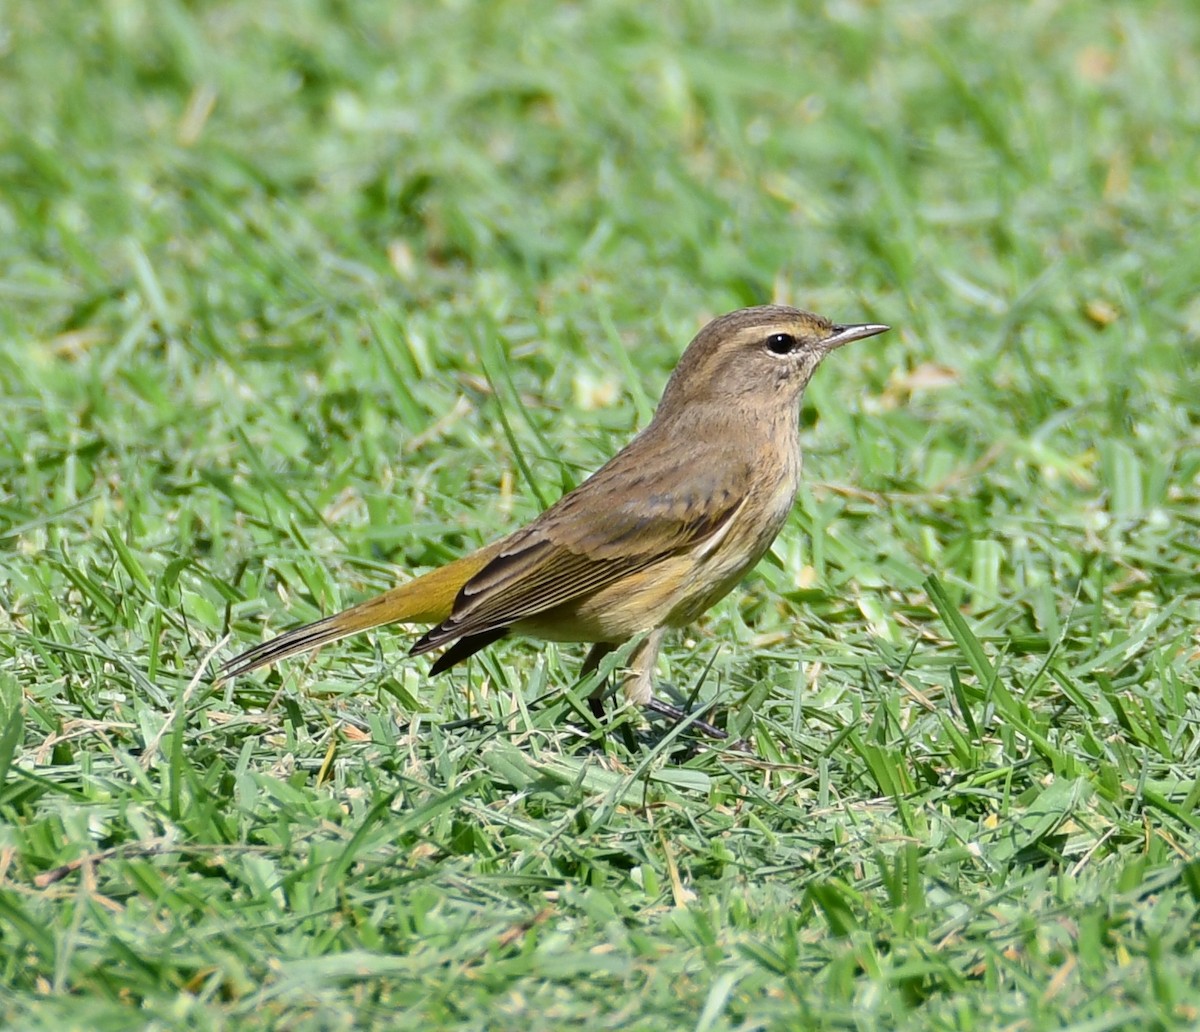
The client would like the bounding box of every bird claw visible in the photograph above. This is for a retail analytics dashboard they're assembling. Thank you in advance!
[644,697,728,739]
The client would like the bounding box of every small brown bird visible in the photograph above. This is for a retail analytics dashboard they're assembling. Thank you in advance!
[221,306,888,732]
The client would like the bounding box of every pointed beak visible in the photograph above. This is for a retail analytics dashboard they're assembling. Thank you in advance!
[822,322,890,352]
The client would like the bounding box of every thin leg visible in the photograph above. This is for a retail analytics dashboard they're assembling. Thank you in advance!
[626,628,726,738]
[583,631,726,739]
[621,627,666,706]
[582,642,617,719]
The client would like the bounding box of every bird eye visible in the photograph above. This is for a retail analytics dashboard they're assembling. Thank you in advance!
[765,332,798,355]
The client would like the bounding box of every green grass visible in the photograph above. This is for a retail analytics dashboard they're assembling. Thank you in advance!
[3,0,1199,1027]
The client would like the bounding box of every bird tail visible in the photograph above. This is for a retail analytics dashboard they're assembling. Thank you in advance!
[217,546,499,680]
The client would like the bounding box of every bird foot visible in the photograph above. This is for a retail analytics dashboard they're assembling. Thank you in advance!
[643,698,728,739]
[588,691,727,740]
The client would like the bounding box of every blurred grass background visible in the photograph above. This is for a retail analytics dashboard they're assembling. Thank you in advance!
[2,0,1199,1027]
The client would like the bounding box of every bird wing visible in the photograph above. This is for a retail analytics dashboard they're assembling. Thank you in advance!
[411,437,750,653]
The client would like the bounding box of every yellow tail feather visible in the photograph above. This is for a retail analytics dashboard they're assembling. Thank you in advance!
[218,544,501,679]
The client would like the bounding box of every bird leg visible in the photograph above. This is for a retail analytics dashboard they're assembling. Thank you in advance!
[620,627,667,707]
[580,629,725,737]
[581,641,617,721]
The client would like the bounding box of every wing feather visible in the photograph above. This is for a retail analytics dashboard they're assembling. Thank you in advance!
[412,492,743,653]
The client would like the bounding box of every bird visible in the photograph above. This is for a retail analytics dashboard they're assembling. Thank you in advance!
[219,305,889,734]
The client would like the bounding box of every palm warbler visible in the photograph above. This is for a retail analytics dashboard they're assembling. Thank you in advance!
[220,306,888,730]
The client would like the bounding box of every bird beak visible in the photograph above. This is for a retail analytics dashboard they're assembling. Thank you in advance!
[822,323,890,351]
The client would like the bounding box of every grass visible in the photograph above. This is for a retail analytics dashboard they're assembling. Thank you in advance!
[2,0,1199,1027]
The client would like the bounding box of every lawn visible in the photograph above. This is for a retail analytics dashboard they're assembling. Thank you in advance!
[2,0,1199,1028]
